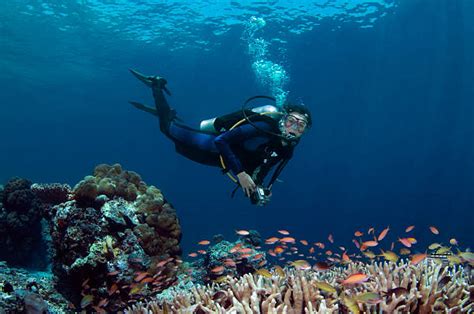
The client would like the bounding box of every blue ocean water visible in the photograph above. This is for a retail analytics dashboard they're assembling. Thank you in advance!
[1,0,473,258]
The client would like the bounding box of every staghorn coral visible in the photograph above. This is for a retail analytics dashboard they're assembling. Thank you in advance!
[47,164,182,312]
[124,259,473,313]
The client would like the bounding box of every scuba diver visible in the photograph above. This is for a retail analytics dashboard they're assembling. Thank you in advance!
[128,69,312,206]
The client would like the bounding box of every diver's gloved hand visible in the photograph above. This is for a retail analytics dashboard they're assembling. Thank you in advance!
[237,171,257,197]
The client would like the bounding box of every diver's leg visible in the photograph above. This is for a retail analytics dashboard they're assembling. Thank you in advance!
[150,79,177,135]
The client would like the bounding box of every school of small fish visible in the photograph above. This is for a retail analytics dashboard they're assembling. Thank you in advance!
[184,224,472,312]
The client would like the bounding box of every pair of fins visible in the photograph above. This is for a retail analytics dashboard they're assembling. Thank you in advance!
[129,69,182,120]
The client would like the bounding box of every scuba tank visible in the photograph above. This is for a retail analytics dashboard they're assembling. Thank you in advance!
[199,96,283,134]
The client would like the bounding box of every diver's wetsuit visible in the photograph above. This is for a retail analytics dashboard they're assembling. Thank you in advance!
[149,80,295,187]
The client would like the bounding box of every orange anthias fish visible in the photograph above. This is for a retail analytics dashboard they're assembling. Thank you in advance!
[278,230,290,235]
[342,252,351,263]
[314,242,325,249]
[341,273,369,285]
[236,230,250,236]
[354,231,363,237]
[410,253,427,265]
[398,238,412,248]
[211,266,225,274]
[429,226,440,235]
[274,246,285,254]
[198,240,210,245]
[188,252,198,257]
[265,237,279,245]
[405,225,415,232]
[361,240,378,247]
[280,237,296,244]
[377,227,390,241]
[300,240,308,246]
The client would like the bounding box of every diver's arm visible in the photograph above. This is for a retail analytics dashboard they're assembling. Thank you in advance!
[214,121,273,176]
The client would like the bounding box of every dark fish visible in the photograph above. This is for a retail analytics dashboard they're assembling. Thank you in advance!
[382,287,408,298]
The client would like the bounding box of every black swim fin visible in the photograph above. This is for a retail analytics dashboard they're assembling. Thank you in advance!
[129,101,184,122]
[129,101,158,116]
[129,68,171,96]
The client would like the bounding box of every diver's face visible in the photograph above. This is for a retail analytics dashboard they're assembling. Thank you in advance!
[283,112,308,138]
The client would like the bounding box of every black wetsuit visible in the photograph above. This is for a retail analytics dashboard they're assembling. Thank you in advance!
[151,83,295,187]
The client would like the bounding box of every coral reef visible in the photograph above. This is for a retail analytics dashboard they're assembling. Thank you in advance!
[0,177,49,269]
[44,163,182,312]
[125,260,473,313]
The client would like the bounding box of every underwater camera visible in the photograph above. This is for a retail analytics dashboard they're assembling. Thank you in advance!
[250,186,272,206]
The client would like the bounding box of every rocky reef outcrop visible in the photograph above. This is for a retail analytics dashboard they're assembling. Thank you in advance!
[0,163,183,313]
[45,163,182,312]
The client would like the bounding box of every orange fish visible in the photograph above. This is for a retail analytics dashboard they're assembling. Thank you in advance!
[265,237,279,245]
[429,226,439,235]
[398,238,412,248]
[197,250,207,254]
[325,250,333,256]
[342,252,351,263]
[268,249,277,257]
[236,230,250,236]
[107,271,119,276]
[309,247,315,254]
[239,247,253,254]
[449,238,458,245]
[224,259,236,267]
[188,252,198,257]
[274,246,285,254]
[198,240,210,245]
[377,227,390,241]
[342,273,369,285]
[405,225,415,232]
[407,237,417,244]
[361,240,378,247]
[253,253,264,260]
[328,234,334,243]
[354,231,363,237]
[211,266,225,273]
[368,227,374,234]
[410,253,427,265]
[300,240,308,246]
[108,283,118,296]
[278,230,290,235]
[140,277,155,283]
[280,237,296,244]
[134,272,149,282]
[314,242,325,249]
